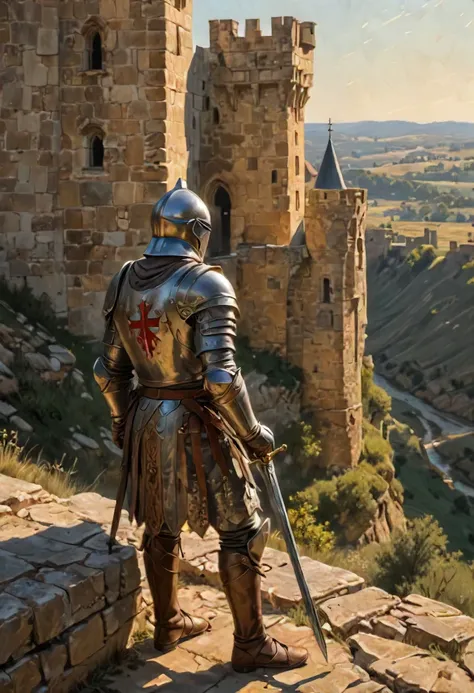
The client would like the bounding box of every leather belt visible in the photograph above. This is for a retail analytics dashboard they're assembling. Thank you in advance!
[139,385,207,400]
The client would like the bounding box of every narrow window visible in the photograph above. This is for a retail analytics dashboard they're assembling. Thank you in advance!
[202,81,206,91]
[204,96,210,111]
[90,33,102,71]
[176,25,181,56]
[357,236,364,270]
[271,170,278,184]
[213,107,220,125]
[90,135,104,168]
[192,115,196,130]
[247,158,258,171]
[296,190,300,210]
[295,131,299,145]
[295,156,300,176]
[323,277,331,304]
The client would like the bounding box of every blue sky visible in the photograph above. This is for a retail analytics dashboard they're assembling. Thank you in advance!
[194,0,474,124]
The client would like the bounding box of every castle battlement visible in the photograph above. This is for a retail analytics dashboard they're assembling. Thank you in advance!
[308,188,367,208]
[209,16,316,54]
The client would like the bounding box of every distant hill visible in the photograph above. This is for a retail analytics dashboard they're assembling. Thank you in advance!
[306,121,474,140]
[304,121,474,169]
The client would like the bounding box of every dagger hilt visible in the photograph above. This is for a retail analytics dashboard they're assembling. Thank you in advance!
[261,444,287,465]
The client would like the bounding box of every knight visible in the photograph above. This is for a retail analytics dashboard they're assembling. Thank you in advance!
[93,179,308,673]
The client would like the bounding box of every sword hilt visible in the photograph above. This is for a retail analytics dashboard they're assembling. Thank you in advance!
[261,444,287,465]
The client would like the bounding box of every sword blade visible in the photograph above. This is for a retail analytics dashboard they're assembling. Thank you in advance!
[258,460,328,662]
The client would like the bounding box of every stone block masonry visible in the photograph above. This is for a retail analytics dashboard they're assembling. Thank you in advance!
[0,476,145,693]
[187,16,315,254]
[0,0,193,337]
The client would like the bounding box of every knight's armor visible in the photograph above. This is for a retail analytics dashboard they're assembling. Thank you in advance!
[94,179,308,672]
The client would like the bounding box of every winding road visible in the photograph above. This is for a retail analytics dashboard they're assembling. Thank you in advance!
[374,374,474,499]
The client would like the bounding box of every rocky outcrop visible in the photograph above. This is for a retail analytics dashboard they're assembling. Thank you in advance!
[0,479,472,692]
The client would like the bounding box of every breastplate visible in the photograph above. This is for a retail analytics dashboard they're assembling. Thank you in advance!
[113,265,203,387]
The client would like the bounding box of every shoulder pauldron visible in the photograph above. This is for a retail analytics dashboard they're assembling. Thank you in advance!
[103,261,133,320]
[174,264,239,321]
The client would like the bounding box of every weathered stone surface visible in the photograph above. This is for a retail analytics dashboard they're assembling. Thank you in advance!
[372,615,407,642]
[0,401,17,418]
[102,589,141,636]
[23,352,51,372]
[0,672,14,693]
[39,642,67,682]
[348,632,425,670]
[85,552,121,604]
[10,415,33,433]
[180,532,364,609]
[1,533,89,566]
[27,503,102,544]
[0,593,32,665]
[68,613,105,666]
[4,655,41,693]
[0,475,42,506]
[72,432,100,450]
[320,588,400,637]
[0,547,34,587]
[5,577,70,644]
[37,563,104,616]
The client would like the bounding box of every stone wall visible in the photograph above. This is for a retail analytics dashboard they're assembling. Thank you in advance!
[187,17,315,254]
[0,0,193,337]
[233,188,368,470]
[0,477,145,693]
[0,0,65,314]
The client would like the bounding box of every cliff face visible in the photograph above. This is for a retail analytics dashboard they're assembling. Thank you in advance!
[367,252,474,422]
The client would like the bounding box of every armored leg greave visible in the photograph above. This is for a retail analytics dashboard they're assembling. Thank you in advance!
[143,531,210,652]
[218,518,308,673]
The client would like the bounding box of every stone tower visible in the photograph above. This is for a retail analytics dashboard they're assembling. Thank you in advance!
[187,17,315,255]
[300,127,368,469]
[0,0,193,335]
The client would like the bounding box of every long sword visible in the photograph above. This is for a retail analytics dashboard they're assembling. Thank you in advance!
[258,445,328,662]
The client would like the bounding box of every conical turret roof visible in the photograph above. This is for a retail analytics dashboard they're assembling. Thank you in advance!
[314,120,346,190]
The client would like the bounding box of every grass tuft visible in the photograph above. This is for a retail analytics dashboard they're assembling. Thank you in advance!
[0,430,79,497]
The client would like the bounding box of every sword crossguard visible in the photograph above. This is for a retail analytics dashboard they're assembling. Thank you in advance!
[262,444,287,465]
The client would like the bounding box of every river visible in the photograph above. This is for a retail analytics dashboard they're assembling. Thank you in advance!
[374,374,474,499]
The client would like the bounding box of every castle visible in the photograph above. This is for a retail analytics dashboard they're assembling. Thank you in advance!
[0,1,367,469]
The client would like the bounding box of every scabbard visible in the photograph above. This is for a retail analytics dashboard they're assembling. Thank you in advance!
[108,394,138,553]
[109,461,129,553]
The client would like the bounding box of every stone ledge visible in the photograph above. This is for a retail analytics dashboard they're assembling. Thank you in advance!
[179,529,365,609]
[0,481,144,693]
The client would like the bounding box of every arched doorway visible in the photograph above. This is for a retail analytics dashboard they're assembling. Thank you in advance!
[210,186,231,256]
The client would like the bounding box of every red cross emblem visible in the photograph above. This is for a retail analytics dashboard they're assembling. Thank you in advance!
[128,300,163,359]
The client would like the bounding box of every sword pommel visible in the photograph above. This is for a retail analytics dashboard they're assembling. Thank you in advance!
[262,444,287,465]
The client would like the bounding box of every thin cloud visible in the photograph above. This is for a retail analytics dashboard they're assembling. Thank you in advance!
[382,12,406,26]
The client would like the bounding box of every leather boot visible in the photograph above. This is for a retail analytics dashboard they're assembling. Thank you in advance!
[219,519,308,673]
[143,533,210,653]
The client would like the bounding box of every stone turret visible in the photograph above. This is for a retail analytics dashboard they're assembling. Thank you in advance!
[301,128,368,469]
[187,17,315,255]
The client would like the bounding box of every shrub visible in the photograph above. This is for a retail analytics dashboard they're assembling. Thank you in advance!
[362,420,393,466]
[373,516,450,596]
[406,245,437,274]
[287,500,336,552]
